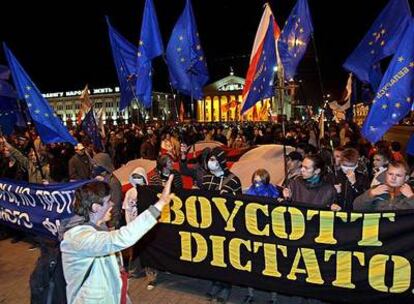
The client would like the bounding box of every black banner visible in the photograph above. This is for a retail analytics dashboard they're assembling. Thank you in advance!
[137,187,414,303]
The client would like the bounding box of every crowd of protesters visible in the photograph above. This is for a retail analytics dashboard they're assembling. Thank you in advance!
[1,118,414,303]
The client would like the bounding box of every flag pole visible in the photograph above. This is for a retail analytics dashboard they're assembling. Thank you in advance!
[311,32,337,175]
[16,99,45,180]
[276,63,288,182]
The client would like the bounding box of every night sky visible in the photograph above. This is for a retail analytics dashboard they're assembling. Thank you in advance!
[0,0,393,105]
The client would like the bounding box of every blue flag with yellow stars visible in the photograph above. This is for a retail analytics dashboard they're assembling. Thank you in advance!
[278,0,313,81]
[361,20,414,144]
[343,0,411,91]
[241,16,277,114]
[136,0,164,109]
[166,0,209,100]
[106,17,138,111]
[81,108,103,151]
[3,44,77,145]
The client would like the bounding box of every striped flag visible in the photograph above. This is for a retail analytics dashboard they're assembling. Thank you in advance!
[241,4,281,113]
[77,84,92,125]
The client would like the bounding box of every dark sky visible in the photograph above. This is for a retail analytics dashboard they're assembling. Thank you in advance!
[0,0,393,103]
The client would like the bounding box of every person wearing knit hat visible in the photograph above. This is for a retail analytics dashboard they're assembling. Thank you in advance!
[202,147,241,304]
[92,152,122,229]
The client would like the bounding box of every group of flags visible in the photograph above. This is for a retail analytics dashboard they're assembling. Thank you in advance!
[343,0,414,144]
[0,0,209,149]
[2,0,414,150]
[108,0,209,112]
[241,0,313,114]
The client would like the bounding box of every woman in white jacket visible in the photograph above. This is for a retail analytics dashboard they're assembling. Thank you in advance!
[60,175,174,304]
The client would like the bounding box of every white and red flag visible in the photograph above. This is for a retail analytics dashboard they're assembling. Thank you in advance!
[241,4,281,113]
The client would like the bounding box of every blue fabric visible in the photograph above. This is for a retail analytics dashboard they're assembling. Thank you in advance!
[278,0,313,81]
[0,178,90,239]
[166,0,209,100]
[81,108,103,151]
[3,44,77,145]
[343,0,411,90]
[362,20,414,143]
[106,17,138,110]
[136,0,164,108]
[407,133,414,156]
[246,183,280,199]
[241,15,277,114]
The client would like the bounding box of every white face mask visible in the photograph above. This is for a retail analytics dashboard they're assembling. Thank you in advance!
[208,160,220,172]
[132,177,145,186]
[341,165,357,173]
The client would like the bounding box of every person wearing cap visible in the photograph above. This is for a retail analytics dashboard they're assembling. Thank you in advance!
[69,143,92,181]
[92,152,122,229]
[202,147,241,304]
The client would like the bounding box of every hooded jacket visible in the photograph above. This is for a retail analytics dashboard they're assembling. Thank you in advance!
[122,167,148,223]
[201,147,242,195]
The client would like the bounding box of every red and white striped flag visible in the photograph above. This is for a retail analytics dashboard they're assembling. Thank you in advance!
[76,84,92,125]
[241,4,281,111]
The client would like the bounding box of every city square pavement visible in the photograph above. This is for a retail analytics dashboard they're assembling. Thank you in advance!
[0,238,276,304]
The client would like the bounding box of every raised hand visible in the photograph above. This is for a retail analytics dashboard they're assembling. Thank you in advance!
[155,174,175,211]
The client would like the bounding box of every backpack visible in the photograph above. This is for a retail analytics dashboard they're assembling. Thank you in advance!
[30,240,67,304]
[30,233,94,304]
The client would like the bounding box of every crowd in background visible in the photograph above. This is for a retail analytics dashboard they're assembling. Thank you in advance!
[1,119,414,303]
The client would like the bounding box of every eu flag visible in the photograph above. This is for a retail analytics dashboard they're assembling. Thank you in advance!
[136,0,164,109]
[278,0,313,81]
[0,94,18,135]
[106,17,138,111]
[81,108,103,151]
[3,44,77,145]
[241,16,277,114]
[361,20,414,143]
[0,65,11,80]
[166,0,209,100]
[343,0,411,90]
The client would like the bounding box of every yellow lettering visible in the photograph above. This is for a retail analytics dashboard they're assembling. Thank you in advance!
[245,203,269,236]
[287,248,324,284]
[271,206,305,240]
[262,243,287,278]
[160,194,184,225]
[324,250,365,289]
[369,254,411,293]
[185,196,212,229]
[209,235,227,268]
[212,197,244,232]
[307,210,347,244]
[229,238,252,272]
[179,232,207,262]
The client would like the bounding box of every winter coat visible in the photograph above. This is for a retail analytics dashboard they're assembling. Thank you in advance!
[246,183,281,198]
[69,153,92,180]
[353,186,414,211]
[287,177,337,209]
